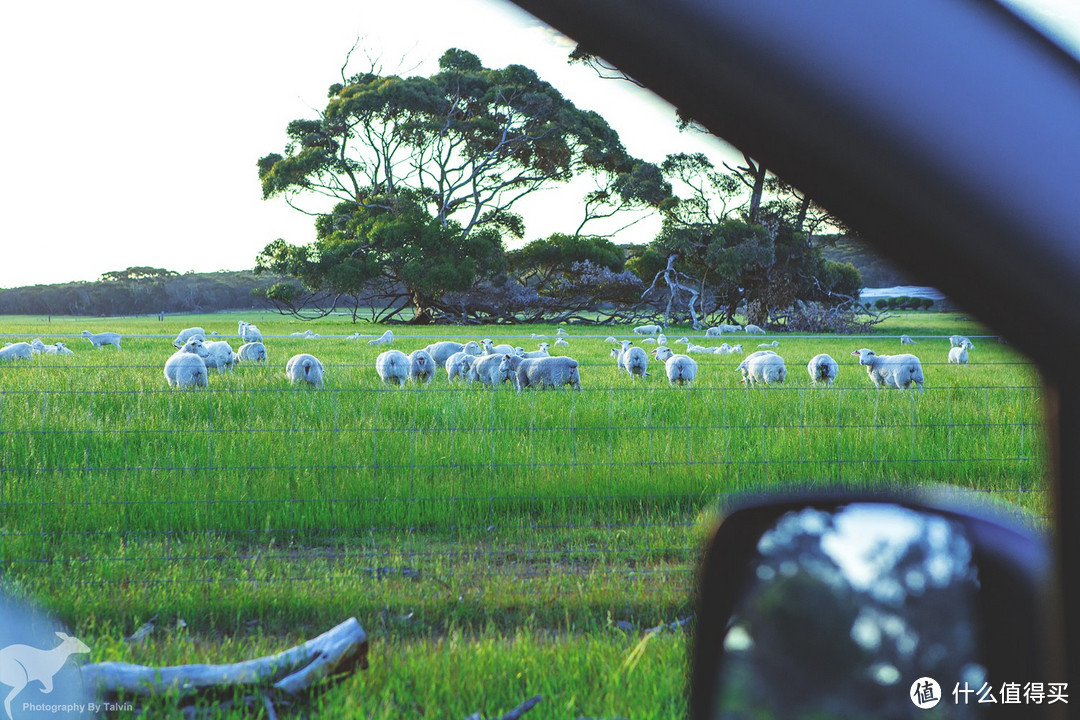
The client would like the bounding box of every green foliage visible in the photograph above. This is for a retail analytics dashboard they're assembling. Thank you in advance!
[509,233,624,286]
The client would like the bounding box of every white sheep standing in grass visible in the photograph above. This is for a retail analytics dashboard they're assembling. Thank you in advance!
[0,342,33,361]
[652,346,698,386]
[81,330,121,350]
[515,356,581,392]
[368,330,394,346]
[948,339,974,365]
[202,340,238,373]
[622,346,649,380]
[238,321,263,344]
[375,350,410,388]
[807,353,840,387]
[408,349,437,385]
[634,324,663,335]
[237,342,267,363]
[738,351,787,386]
[422,341,482,372]
[744,324,766,334]
[173,327,206,348]
[949,335,973,348]
[286,353,325,388]
[164,338,210,388]
[445,351,476,383]
[467,353,522,387]
[704,326,724,338]
[852,348,925,393]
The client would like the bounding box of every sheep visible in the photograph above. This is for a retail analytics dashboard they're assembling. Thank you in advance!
[744,324,766,334]
[238,321,263,343]
[948,339,974,365]
[531,333,547,339]
[554,337,570,347]
[422,341,465,368]
[0,342,33,361]
[28,338,46,353]
[949,335,973,348]
[704,326,725,337]
[237,342,268,363]
[556,328,569,337]
[622,346,649,380]
[515,356,581,392]
[807,353,840,387]
[633,324,663,335]
[164,338,210,388]
[711,343,732,354]
[481,338,518,355]
[604,336,618,343]
[519,342,551,359]
[173,327,206,348]
[375,350,410,387]
[657,333,668,346]
[686,343,713,353]
[408,349,437,385]
[445,351,476,383]
[652,346,697,386]
[900,334,917,345]
[81,330,121,350]
[289,329,319,338]
[368,330,394,346]
[738,351,787,386]
[29,339,73,355]
[202,340,238,373]
[641,337,657,344]
[467,353,521,387]
[851,348,925,392]
[757,340,780,348]
[610,340,633,371]
[286,353,325,388]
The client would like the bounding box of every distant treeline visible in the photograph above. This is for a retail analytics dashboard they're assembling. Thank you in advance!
[0,268,303,316]
[817,235,913,288]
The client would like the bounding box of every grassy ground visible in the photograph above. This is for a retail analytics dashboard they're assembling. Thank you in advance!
[0,310,1045,718]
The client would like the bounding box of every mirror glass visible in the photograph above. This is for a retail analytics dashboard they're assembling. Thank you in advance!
[715,504,985,719]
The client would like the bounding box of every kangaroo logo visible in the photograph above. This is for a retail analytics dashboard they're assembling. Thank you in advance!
[0,632,90,720]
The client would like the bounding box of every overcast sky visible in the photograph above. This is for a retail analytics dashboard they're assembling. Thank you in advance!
[2,0,1078,290]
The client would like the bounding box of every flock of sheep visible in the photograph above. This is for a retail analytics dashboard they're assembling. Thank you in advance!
[1,320,979,395]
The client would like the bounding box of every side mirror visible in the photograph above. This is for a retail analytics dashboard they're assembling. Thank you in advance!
[690,494,1059,719]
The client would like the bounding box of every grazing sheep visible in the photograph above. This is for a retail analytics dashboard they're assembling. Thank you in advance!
[0,342,33,361]
[757,340,780,348]
[949,335,973,348]
[202,340,238,373]
[554,337,570,347]
[173,327,206,348]
[286,353,325,388]
[467,353,522,387]
[948,339,974,365]
[164,338,210,388]
[744,324,766,334]
[238,321,263,343]
[633,324,663,335]
[375,350,410,388]
[738,351,787,386]
[408,349,436,385]
[704,326,725,337]
[807,353,840,387]
[445,351,476,383]
[237,342,268,363]
[519,343,551,359]
[622,346,649,380]
[652,346,697,386]
[81,330,122,350]
[422,341,476,370]
[516,356,581,392]
[368,330,394,346]
[900,334,917,345]
[852,348,925,392]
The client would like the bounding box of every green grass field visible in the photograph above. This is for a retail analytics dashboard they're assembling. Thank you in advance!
[0,311,1046,718]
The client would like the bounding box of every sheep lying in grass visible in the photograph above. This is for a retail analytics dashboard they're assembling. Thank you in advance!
[518,343,551,359]
[516,356,581,392]
[554,337,569,347]
[852,348,925,392]
[29,339,73,355]
[653,346,698,386]
[445,351,476,383]
[237,342,267,363]
[901,335,917,345]
[164,338,210,388]
[0,342,33,361]
[202,341,238,373]
[738,351,787,386]
[948,339,974,365]
[238,321,263,343]
[757,340,780,348]
[408,349,436,385]
[286,354,325,388]
[173,327,206,349]
[481,338,517,355]
[368,330,394,346]
[376,350,410,388]
[467,353,521,387]
[807,353,839,387]
[81,330,121,350]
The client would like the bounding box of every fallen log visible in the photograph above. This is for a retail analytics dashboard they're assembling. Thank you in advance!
[81,617,367,697]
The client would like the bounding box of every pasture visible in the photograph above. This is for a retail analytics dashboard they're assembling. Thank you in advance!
[0,311,1046,718]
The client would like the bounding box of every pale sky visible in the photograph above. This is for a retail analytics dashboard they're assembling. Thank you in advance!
[2,0,1078,290]
[0,0,733,289]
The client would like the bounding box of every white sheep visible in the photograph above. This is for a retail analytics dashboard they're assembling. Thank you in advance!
[237,342,268,363]
[81,330,122,350]
[686,344,713,354]
[757,340,780,348]
[29,339,73,355]
[622,346,649,380]
[900,335,917,345]
[0,342,33,361]
[807,353,840,387]
[286,353,325,388]
[422,341,474,370]
[738,351,787,386]
[202,340,238,373]
[289,329,319,338]
[28,338,46,353]
[531,333,547,339]
[519,342,551,359]
[173,327,206,349]
[515,356,581,392]
[744,324,766,334]
[375,350,410,387]
[711,343,732,354]
[604,336,618,343]
[633,324,663,335]
[164,338,210,388]
[368,330,394,346]
[238,321,263,343]
[467,353,521,387]
[852,348,925,393]
[554,337,570,347]
[657,333,667,346]
[409,349,437,385]
[481,338,518,355]
[653,346,697,386]
[704,326,725,337]
[949,335,973,348]
[556,328,569,337]
[948,339,974,365]
[445,351,476,383]
[641,337,657,344]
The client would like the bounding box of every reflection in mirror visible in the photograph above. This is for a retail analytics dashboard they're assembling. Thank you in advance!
[715,504,985,719]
